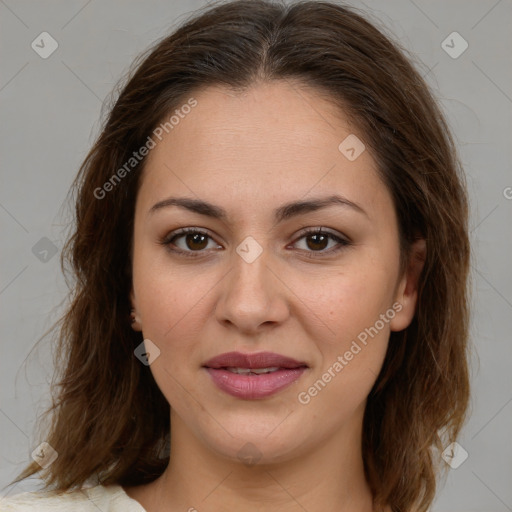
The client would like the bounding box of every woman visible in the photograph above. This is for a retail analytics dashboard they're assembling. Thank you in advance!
[2,0,470,511]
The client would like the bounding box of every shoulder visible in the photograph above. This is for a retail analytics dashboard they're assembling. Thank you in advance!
[0,484,146,511]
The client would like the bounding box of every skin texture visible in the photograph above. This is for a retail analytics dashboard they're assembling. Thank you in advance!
[125,80,425,512]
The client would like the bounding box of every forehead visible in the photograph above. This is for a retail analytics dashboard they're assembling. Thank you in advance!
[137,80,392,224]
[150,80,357,166]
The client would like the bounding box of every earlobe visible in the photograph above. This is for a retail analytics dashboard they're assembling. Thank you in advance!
[129,289,142,332]
[390,238,426,332]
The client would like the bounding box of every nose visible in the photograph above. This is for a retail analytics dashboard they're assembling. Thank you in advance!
[215,240,290,334]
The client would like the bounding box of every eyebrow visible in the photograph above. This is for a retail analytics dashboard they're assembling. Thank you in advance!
[148,194,368,222]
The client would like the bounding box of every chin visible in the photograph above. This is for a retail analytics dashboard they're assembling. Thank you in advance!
[195,414,313,466]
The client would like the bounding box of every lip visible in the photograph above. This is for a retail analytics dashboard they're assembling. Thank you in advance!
[203,351,308,400]
[203,351,307,370]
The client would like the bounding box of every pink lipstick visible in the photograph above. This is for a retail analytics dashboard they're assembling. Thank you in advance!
[203,351,308,399]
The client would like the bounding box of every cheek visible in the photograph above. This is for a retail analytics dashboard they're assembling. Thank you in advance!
[299,259,399,343]
[138,271,207,346]
[133,266,210,407]
[297,291,392,420]
[132,235,208,334]
[294,256,398,407]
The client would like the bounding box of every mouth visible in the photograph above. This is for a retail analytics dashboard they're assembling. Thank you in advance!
[202,351,309,399]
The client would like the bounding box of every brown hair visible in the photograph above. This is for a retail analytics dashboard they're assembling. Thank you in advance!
[11,1,470,511]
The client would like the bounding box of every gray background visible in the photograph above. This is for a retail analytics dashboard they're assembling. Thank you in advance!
[1,1,511,510]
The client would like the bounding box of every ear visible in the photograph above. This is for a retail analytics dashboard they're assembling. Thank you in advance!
[129,288,142,332]
[389,238,426,332]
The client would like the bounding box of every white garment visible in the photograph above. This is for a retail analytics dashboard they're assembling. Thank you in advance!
[0,484,146,511]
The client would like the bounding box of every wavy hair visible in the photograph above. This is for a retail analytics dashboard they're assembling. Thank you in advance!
[12,1,471,511]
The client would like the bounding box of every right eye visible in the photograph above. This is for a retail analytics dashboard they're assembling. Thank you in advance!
[161,228,222,257]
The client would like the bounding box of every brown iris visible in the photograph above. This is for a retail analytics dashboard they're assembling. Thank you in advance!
[185,232,209,251]
[305,233,329,251]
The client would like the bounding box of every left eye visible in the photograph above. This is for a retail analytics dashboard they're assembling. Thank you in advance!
[292,229,349,253]
[161,227,350,257]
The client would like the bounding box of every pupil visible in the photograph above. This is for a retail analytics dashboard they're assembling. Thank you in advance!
[187,233,207,250]
[308,233,328,250]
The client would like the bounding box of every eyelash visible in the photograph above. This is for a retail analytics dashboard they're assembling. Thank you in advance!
[160,227,351,259]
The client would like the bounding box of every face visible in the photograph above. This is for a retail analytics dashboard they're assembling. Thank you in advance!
[130,80,422,464]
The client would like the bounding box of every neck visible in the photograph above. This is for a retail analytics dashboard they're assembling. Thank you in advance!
[139,405,376,512]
